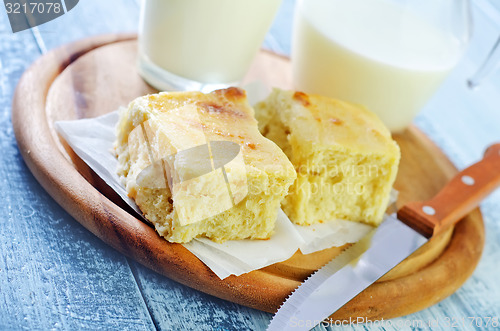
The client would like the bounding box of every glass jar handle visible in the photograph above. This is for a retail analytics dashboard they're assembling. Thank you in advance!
[468,35,500,89]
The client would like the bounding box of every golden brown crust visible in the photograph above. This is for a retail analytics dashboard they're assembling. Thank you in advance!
[292,91,311,107]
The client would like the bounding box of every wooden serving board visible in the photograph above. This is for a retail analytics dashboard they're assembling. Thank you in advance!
[12,34,484,321]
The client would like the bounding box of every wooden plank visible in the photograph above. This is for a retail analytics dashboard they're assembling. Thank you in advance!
[407,4,500,327]
[33,0,140,51]
[3,0,499,329]
[25,1,286,329]
[26,1,286,329]
[130,263,273,331]
[0,11,156,331]
[373,4,500,330]
[12,30,485,328]
[27,1,303,329]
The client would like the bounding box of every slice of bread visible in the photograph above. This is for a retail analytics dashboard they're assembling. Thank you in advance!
[115,87,296,243]
[255,88,400,226]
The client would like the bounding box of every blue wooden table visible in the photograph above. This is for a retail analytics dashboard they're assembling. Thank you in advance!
[1,1,499,330]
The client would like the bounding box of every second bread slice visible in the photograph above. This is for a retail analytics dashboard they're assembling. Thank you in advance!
[115,87,296,243]
[255,89,400,227]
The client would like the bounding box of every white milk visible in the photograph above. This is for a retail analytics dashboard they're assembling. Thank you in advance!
[292,0,464,131]
[139,0,281,90]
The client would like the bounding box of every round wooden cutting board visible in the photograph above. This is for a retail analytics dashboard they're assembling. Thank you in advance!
[12,34,484,321]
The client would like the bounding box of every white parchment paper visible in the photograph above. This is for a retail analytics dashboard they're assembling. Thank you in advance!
[55,108,393,279]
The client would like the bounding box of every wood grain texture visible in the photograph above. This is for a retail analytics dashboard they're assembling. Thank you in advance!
[2,0,499,330]
[11,34,485,322]
[398,143,500,238]
[0,18,154,331]
[3,2,277,329]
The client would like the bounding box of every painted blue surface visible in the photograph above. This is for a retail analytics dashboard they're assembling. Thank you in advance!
[0,0,499,330]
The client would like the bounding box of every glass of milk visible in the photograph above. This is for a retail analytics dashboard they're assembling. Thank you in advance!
[138,0,282,92]
[292,0,471,132]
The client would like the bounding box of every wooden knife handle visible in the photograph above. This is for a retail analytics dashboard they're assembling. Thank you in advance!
[397,143,500,238]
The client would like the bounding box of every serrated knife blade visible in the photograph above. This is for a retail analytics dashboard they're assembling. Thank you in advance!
[267,215,427,331]
[268,143,500,331]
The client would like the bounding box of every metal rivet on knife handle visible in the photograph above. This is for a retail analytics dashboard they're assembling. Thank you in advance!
[422,206,436,215]
[398,143,500,238]
[461,175,475,186]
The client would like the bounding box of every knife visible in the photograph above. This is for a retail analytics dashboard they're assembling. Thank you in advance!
[268,143,500,331]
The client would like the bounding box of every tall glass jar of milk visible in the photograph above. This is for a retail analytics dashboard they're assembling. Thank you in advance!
[138,0,282,92]
[292,0,471,132]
